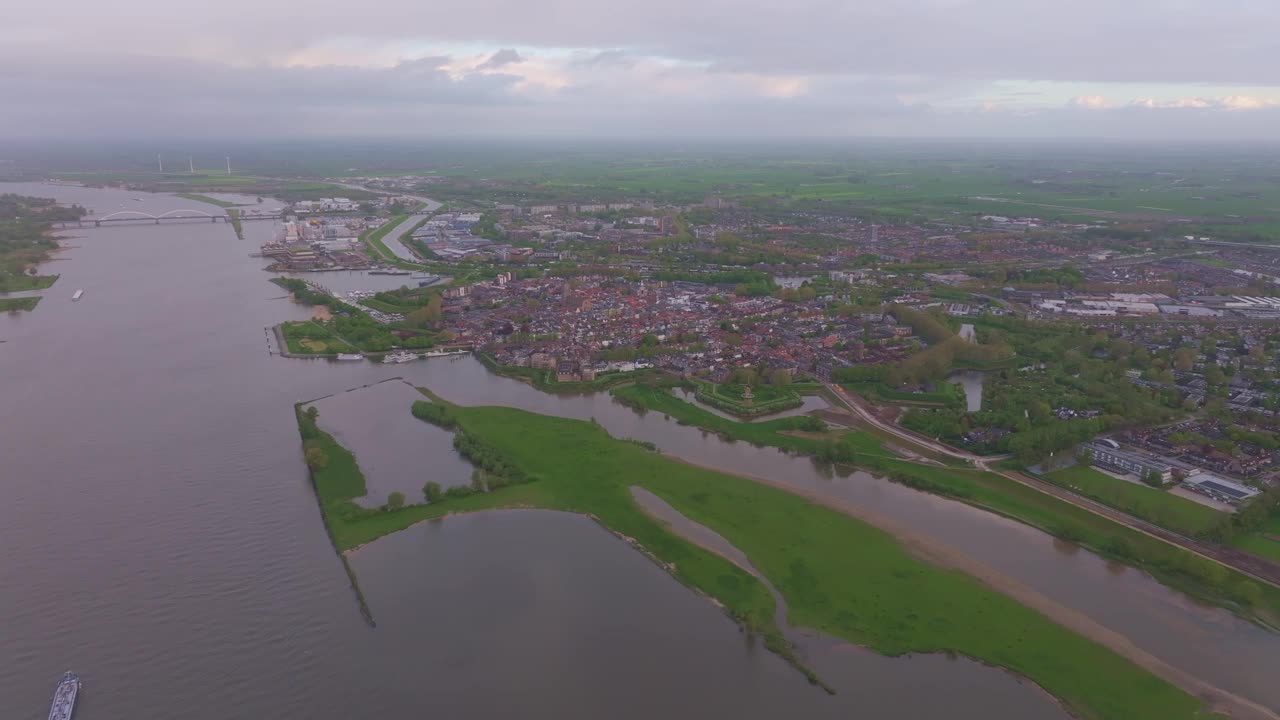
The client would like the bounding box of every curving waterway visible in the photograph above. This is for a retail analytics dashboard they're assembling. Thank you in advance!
[1,182,1277,719]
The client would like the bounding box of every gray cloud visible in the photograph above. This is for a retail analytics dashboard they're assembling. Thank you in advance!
[570,50,632,68]
[476,48,522,70]
[7,0,1280,83]
[2,0,1279,139]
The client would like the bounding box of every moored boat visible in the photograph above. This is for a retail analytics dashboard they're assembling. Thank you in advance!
[47,671,79,720]
[382,350,419,364]
[335,353,365,361]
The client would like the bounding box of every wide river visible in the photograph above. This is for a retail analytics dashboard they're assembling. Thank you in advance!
[1,183,1277,719]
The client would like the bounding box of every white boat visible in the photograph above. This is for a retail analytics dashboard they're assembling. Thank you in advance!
[335,353,364,361]
[382,350,419,364]
[47,672,80,720]
[71,289,84,301]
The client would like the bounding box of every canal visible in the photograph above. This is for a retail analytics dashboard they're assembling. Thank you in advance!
[1,182,1276,719]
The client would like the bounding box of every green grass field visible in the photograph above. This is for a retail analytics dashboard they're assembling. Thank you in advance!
[0,296,40,312]
[176,192,238,208]
[609,383,1280,621]
[1045,465,1226,537]
[844,381,965,408]
[360,215,419,266]
[418,146,1280,239]
[691,380,804,417]
[294,395,1211,720]
[1233,516,1280,563]
[280,321,355,354]
[0,274,57,292]
[613,384,839,453]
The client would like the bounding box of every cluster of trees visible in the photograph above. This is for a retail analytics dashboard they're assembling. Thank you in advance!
[888,305,955,345]
[298,407,332,471]
[887,335,1014,386]
[1005,265,1085,289]
[404,295,444,329]
[831,364,889,384]
[648,268,776,297]
[816,438,858,464]
[0,194,86,278]
[0,194,84,222]
[419,479,483,502]
[330,313,397,352]
[384,491,405,511]
[273,278,339,308]
[726,364,793,388]
[774,285,817,302]
[452,432,536,487]
[470,212,505,241]
[1204,485,1280,544]
[1167,427,1279,455]
[411,400,458,429]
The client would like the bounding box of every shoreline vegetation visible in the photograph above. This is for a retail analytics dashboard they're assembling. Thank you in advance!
[226,208,244,239]
[292,388,1221,720]
[270,277,440,354]
[175,192,238,208]
[475,351,663,394]
[360,213,411,263]
[0,273,58,293]
[0,193,85,312]
[0,296,41,312]
[609,382,1280,626]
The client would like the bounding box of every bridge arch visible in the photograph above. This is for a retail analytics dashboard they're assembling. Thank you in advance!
[158,209,216,219]
[99,210,159,220]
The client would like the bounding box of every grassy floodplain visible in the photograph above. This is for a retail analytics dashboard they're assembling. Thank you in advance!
[292,393,1211,720]
[225,208,244,239]
[360,214,413,264]
[1045,465,1226,537]
[0,273,58,292]
[0,296,41,312]
[175,192,238,208]
[610,383,1280,622]
[1235,517,1280,564]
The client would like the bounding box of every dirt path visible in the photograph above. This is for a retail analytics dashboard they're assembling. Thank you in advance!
[665,455,1280,720]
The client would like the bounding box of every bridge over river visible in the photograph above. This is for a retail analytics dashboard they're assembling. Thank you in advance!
[52,209,284,228]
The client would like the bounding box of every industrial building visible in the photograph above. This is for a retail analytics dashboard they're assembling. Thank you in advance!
[1182,473,1262,505]
[1084,441,1174,483]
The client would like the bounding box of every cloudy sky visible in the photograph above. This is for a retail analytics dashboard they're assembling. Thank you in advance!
[5,0,1280,139]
